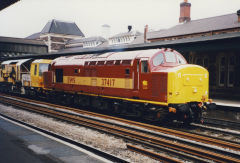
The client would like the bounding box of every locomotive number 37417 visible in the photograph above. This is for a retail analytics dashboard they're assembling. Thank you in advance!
[101,78,115,87]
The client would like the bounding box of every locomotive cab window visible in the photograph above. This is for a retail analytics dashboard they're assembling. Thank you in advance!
[55,69,63,83]
[39,63,49,76]
[177,54,187,64]
[165,52,177,63]
[34,64,37,76]
[141,60,149,73]
[153,53,164,66]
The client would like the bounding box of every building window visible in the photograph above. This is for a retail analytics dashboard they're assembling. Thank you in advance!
[228,55,235,87]
[195,56,209,68]
[219,56,225,87]
[188,54,194,64]
[196,58,203,66]
[236,55,240,87]
[204,58,209,68]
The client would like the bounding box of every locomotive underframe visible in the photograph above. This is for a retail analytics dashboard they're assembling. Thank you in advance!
[41,89,205,123]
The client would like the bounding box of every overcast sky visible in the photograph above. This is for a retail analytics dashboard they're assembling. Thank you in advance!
[0,0,240,38]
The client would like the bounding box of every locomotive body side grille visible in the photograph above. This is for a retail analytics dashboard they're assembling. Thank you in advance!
[152,73,167,102]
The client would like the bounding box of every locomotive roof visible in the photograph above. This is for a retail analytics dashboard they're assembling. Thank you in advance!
[32,59,52,64]
[1,59,31,66]
[53,49,160,66]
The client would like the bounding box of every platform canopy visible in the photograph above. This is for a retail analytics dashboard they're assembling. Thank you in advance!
[0,0,19,11]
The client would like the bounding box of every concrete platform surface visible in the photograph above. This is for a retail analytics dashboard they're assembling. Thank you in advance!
[0,116,107,163]
[213,98,240,108]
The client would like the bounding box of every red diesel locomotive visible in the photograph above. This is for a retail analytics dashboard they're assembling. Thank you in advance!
[43,48,214,123]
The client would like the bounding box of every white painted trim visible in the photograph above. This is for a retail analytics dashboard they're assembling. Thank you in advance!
[40,33,83,39]
[50,41,66,45]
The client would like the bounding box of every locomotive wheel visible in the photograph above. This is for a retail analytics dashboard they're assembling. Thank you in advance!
[156,108,169,122]
[113,104,121,114]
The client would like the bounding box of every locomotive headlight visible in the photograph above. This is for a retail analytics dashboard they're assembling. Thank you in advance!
[193,88,197,93]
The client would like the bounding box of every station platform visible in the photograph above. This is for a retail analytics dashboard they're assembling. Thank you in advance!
[213,98,240,108]
[0,116,107,163]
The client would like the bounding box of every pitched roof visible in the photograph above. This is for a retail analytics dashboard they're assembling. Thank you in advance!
[148,13,240,39]
[41,19,85,37]
[0,0,19,11]
[25,32,41,39]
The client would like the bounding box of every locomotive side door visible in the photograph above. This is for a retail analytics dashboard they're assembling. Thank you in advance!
[139,58,151,99]
[133,59,140,91]
[133,58,151,99]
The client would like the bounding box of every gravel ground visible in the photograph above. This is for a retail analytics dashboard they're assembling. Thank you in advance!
[0,104,162,163]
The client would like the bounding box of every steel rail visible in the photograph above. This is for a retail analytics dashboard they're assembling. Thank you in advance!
[203,117,240,130]
[126,144,183,163]
[1,97,240,163]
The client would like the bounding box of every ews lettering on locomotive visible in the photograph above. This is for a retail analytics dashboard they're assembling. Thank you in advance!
[68,77,76,84]
[101,78,115,87]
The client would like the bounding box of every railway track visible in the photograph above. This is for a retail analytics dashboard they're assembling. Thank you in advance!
[0,94,240,162]
[2,93,240,149]
[203,117,240,130]
[165,122,240,145]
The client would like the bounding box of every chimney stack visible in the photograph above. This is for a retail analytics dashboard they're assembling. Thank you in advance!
[237,10,240,23]
[179,0,191,23]
[144,25,148,43]
[128,25,132,32]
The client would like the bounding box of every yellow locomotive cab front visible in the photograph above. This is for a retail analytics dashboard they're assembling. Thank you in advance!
[30,59,52,88]
[168,64,209,104]
[167,64,214,123]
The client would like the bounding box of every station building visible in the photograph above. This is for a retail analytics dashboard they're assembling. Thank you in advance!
[146,0,240,99]
[26,19,85,53]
